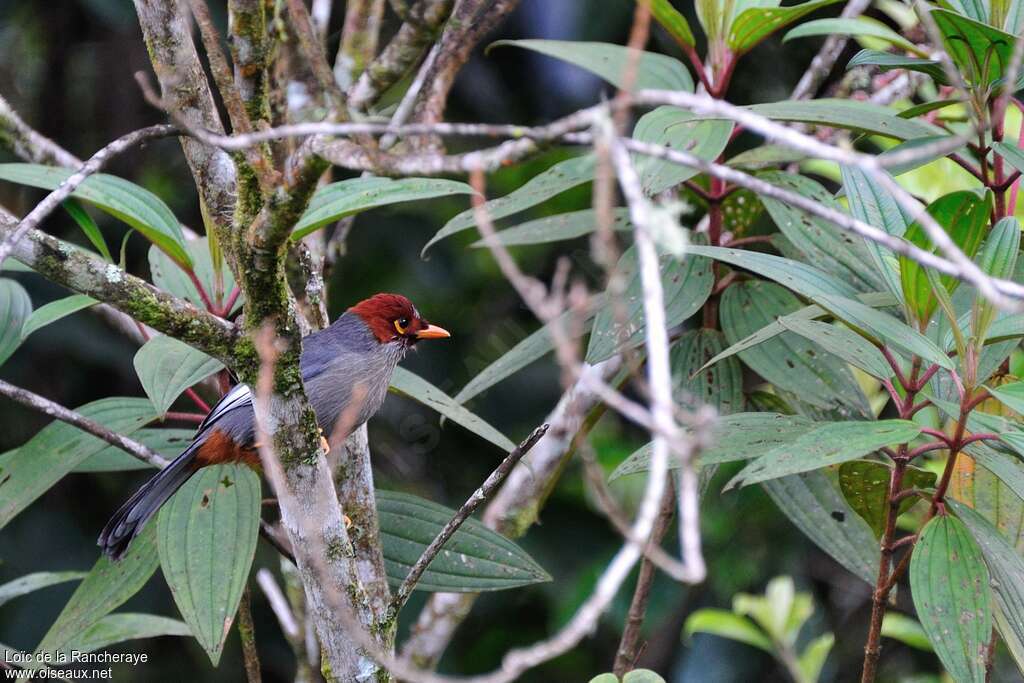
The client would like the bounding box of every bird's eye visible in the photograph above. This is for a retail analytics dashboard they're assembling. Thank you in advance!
[394,317,410,334]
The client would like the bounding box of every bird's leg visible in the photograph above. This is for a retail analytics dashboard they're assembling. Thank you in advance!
[318,426,330,455]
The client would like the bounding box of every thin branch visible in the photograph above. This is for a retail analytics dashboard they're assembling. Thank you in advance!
[790,0,872,100]
[0,93,82,167]
[389,424,550,617]
[0,379,169,468]
[256,568,299,640]
[0,124,178,266]
[237,587,262,683]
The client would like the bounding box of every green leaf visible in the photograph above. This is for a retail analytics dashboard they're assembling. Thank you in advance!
[972,217,1020,343]
[633,107,733,195]
[841,166,909,302]
[20,294,97,340]
[726,420,922,489]
[74,428,194,472]
[622,671,667,683]
[0,398,157,529]
[910,514,992,683]
[292,177,474,240]
[37,524,160,654]
[453,302,600,405]
[587,243,713,363]
[798,633,835,683]
[899,191,990,325]
[951,499,1024,677]
[778,317,893,380]
[0,572,86,608]
[879,135,968,176]
[686,245,859,300]
[424,154,596,254]
[134,335,223,416]
[762,471,880,585]
[783,17,918,51]
[881,613,933,652]
[727,144,808,169]
[0,278,30,365]
[728,0,844,53]
[757,171,884,292]
[471,208,631,247]
[64,198,112,262]
[0,164,190,267]
[994,141,1024,179]
[157,463,261,665]
[672,328,744,414]
[647,0,696,47]
[391,367,516,451]
[376,490,551,591]
[610,412,815,481]
[847,49,948,84]
[960,441,1024,513]
[932,8,1017,87]
[745,99,945,140]
[838,460,935,538]
[815,294,954,370]
[489,40,694,92]
[720,281,871,414]
[683,609,773,652]
[987,382,1024,415]
[148,238,240,314]
[64,613,191,654]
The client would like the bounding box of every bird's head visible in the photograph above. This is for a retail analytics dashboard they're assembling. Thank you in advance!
[348,293,450,348]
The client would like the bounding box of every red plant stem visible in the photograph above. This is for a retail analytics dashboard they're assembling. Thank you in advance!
[1010,99,1024,214]
[185,387,212,413]
[879,346,910,390]
[961,432,999,446]
[682,44,713,93]
[220,286,241,317]
[918,427,954,446]
[163,411,207,424]
[964,388,991,412]
[906,399,933,418]
[949,153,985,182]
[684,180,714,203]
[912,364,941,391]
[992,98,1008,220]
[185,268,216,311]
[889,534,918,551]
[907,441,949,460]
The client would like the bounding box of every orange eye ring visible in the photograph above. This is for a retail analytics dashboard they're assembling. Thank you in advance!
[394,317,409,334]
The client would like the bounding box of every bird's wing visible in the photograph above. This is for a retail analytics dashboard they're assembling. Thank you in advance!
[196,383,253,434]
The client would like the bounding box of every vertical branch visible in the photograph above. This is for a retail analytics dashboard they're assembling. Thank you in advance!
[132,0,237,229]
[238,586,263,683]
[337,0,387,89]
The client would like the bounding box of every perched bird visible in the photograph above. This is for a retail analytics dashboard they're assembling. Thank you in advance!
[98,293,450,560]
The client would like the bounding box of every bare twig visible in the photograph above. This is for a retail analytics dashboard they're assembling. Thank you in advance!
[237,587,263,683]
[0,379,169,469]
[790,0,872,100]
[0,124,178,265]
[256,568,300,640]
[389,424,550,617]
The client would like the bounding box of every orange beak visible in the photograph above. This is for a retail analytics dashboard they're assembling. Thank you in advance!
[416,323,451,340]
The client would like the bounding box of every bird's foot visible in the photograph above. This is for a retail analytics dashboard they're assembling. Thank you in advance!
[318,427,330,454]
[343,514,352,529]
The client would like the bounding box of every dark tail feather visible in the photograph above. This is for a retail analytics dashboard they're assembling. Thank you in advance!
[98,445,199,560]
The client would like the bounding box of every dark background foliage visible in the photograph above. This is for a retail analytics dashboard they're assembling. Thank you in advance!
[0,1,929,681]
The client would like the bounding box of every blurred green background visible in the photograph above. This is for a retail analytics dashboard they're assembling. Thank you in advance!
[0,1,950,681]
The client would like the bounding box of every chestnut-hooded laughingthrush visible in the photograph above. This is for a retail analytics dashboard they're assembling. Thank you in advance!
[98,293,450,560]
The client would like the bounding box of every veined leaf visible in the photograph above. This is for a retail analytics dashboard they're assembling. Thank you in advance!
[899,191,990,325]
[20,294,97,340]
[727,144,807,169]
[745,99,946,140]
[37,525,160,654]
[0,278,30,365]
[758,171,883,292]
[157,463,261,665]
[424,154,596,255]
[687,245,859,300]
[489,40,694,92]
[610,412,815,481]
[728,0,844,54]
[292,177,473,240]
[64,613,191,655]
[995,141,1024,178]
[683,609,773,651]
[633,107,733,195]
[471,208,631,247]
[586,243,712,363]
[64,199,112,262]
[0,164,190,267]
[932,8,1016,87]
[881,613,933,652]
[0,572,86,608]
[134,335,223,416]
[672,328,744,414]
[989,382,1024,416]
[847,49,948,84]
[391,367,516,451]
[840,165,910,302]
[721,281,871,414]
[377,490,550,591]
[763,471,880,585]
[838,460,935,538]
[910,514,992,683]
[778,317,892,380]
[647,0,696,47]
[0,398,157,529]
[726,420,922,489]
[74,428,193,473]
[973,217,1021,342]
[784,17,918,51]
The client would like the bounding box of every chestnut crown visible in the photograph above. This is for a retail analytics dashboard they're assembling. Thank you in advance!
[348,293,450,345]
